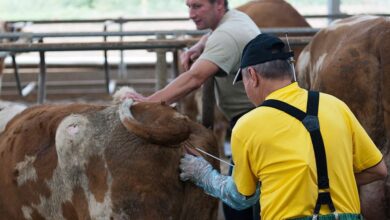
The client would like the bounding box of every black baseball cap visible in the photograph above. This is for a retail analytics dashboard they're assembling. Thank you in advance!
[233,33,294,85]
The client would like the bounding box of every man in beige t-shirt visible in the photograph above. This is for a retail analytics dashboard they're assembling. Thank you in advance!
[127,0,259,123]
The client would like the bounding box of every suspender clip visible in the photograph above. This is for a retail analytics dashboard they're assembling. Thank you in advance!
[333,211,339,220]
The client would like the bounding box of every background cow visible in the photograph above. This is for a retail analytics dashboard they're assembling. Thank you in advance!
[297,15,390,220]
[0,100,219,219]
[237,0,311,60]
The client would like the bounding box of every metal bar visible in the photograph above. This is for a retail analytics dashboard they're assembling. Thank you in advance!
[38,38,47,104]
[328,0,341,24]
[0,39,198,52]
[0,30,207,40]
[0,28,319,40]
[0,37,310,53]
[6,17,191,24]
[103,22,110,93]
[4,13,389,24]
[118,21,127,80]
[11,55,23,96]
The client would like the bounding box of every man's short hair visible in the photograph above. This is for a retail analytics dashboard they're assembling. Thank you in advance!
[209,0,228,8]
[242,60,294,80]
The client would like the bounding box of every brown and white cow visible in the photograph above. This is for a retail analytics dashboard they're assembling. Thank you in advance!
[297,15,390,220]
[0,100,219,219]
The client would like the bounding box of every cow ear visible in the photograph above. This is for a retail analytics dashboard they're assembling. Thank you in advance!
[119,99,190,146]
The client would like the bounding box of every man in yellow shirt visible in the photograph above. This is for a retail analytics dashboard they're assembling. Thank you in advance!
[179,33,387,219]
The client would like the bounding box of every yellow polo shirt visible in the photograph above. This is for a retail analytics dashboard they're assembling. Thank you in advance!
[231,82,383,220]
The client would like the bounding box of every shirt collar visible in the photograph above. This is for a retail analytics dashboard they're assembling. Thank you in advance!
[264,82,300,101]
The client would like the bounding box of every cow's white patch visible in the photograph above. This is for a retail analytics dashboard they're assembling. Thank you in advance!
[88,174,113,219]
[28,113,115,219]
[327,15,378,32]
[15,155,37,186]
[112,86,136,104]
[297,50,310,74]
[313,53,327,72]
[55,114,90,168]
[311,53,328,85]
[21,206,33,220]
[118,98,135,122]
[313,53,327,74]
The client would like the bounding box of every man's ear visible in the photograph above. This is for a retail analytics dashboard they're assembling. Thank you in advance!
[216,0,225,9]
[247,67,260,87]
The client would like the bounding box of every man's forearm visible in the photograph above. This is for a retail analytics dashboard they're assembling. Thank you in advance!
[147,59,218,104]
[147,71,202,104]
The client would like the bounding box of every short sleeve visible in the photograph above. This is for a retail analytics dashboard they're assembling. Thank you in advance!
[199,30,240,75]
[344,105,383,172]
[231,130,258,196]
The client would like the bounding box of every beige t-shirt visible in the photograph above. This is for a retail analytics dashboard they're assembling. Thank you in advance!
[199,9,260,121]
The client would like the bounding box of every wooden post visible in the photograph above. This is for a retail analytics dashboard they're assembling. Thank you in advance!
[38,38,46,104]
[155,34,168,90]
[202,77,215,129]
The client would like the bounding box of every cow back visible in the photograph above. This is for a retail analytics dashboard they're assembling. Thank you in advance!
[296,15,390,220]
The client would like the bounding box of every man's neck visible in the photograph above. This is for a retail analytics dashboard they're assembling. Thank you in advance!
[211,9,227,30]
[258,78,292,104]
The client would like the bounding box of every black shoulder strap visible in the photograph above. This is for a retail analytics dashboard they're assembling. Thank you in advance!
[259,91,336,215]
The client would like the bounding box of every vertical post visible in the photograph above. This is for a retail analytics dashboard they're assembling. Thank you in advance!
[328,0,341,24]
[202,77,215,129]
[155,34,168,90]
[118,18,127,79]
[103,21,111,93]
[172,50,180,78]
[38,38,46,104]
[12,54,23,96]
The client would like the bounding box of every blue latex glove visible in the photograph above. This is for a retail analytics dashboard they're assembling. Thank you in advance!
[179,154,260,210]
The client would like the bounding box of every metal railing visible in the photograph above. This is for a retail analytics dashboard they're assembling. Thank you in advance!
[4,13,389,25]
[0,28,320,41]
[0,35,311,105]
[0,39,197,104]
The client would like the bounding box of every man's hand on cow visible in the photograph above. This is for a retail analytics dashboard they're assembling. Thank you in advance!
[121,91,149,103]
[179,154,212,183]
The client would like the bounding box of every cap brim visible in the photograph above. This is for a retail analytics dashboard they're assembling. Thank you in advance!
[233,68,243,85]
